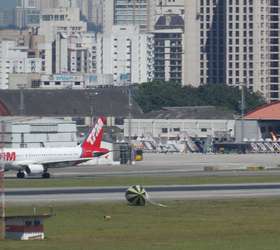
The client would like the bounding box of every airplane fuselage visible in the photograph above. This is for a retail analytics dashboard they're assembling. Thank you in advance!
[1,116,108,178]
[1,147,84,170]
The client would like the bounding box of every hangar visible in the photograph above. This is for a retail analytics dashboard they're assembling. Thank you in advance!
[233,101,280,153]
[235,101,280,142]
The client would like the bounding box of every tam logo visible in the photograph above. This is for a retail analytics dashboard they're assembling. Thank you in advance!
[86,119,103,145]
[0,152,16,161]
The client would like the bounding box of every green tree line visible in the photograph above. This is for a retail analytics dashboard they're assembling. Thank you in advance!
[134,81,266,114]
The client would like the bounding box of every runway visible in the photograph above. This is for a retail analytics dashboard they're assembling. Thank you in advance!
[5,153,280,179]
[48,153,280,178]
[46,153,280,179]
[5,183,280,203]
[4,153,280,203]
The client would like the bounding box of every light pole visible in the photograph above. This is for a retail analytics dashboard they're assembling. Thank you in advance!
[119,59,133,164]
[87,90,99,127]
[240,83,246,144]
[0,163,5,240]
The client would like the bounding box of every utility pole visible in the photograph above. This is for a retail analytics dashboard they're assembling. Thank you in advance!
[240,83,245,144]
[19,86,25,116]
[128,85,132,148]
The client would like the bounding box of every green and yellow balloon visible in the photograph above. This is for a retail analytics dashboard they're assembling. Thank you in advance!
[125,185,147,206]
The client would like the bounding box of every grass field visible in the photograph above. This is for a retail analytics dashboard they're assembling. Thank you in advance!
[2,198,280,250]
[4,175,280,188]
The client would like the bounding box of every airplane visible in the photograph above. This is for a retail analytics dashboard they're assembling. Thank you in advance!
[0,117,109,179]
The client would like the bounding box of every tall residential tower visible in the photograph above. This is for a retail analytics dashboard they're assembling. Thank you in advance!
[184,0,280,102]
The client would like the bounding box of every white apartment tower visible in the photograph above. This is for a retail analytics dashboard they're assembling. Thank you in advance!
[16,0,41,9]
[97,25,154,85]
[38,7,87,42]
[16,0,41,28]
[155,0,185,18]
[185,0,280,102]
[113,0,156,32]
[102,0,114,33]
[0,40,42,89]
[39,0,79,9]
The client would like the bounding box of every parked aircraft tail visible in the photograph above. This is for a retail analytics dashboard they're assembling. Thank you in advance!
[81,117,108,157]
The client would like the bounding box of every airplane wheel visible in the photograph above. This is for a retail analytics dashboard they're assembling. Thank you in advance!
[42,172,50,179]
[17,172,25,179]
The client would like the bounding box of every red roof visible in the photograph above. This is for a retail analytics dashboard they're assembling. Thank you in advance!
[245,101,280,120]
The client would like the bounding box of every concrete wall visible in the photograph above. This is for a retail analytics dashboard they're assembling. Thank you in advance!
[235,120,261,142]
[124,118,235,139]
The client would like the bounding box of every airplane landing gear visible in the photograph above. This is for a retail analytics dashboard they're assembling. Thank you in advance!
[17,172,25,179]
[42,172,50,179]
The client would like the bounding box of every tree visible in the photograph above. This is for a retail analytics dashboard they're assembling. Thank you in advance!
[134,81,266,114]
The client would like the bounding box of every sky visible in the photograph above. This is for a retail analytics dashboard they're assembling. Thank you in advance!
[0,0,16,9]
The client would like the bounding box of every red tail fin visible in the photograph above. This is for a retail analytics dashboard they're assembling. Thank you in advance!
[81,117,106,152]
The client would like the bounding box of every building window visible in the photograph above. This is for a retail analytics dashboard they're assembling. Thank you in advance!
[162,128,168,133]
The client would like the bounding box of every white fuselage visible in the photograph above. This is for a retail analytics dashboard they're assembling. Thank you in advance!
[1,146,83,170]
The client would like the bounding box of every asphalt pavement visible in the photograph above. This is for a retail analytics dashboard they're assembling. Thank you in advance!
[4,153,280,203]
[5,183,280,203]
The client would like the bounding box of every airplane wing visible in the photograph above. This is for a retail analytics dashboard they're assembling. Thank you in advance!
[39,158,93,168]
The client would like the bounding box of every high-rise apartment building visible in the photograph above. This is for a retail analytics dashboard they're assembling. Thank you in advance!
[184,0,225,88]
[39,0,79,9]
[184,0,280,102]
[113,0,156,32]
[155,0,185,18]
[54,32,96,74]
[0,40,42,89]
[16,0,41,28]
[17,0,41,9]
[97,25,154,85]
[39,0,57,9]
[38,7,87,42]
[153,15,184,83]
[87,0,103,29]
[102,0,114,33]
[0,9,15,28]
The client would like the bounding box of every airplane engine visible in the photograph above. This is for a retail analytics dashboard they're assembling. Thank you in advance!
[25,164,44,175]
